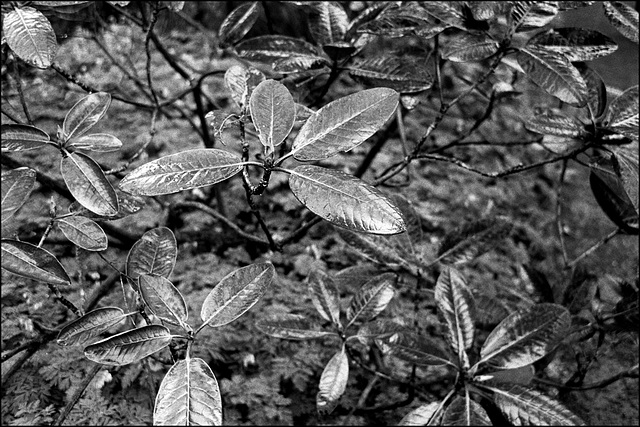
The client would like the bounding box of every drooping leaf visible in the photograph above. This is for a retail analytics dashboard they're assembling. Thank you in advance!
[272,54,331,74]
[84,325,172,366]
[575,63,607,119]
[316,345,349,415]
[249,79,295,152]
[154,356,222,426]
[66,133,123,152]
[57,307,128,346]
[224,64,265,110]
[398,402,442,426]
[218,1,260,46]
[603,1,639,44]
[1,167,36,223]
[3,7,57,69]
[388,193,423,249]
[200,263,275,329]
[56,215,108,251]
[383,331,454,367]
[590,159,639,234]
[436,217,513,265]
[604,85,639,139]
[612,142,639,213]
[1,124,50,152]
[346,273,396,328]
[517,46,588,107]
[62,92,112,141]
[524,110,586,137]
[118,149,245,196]
[308,269,342,327]
[291,87,398,160]
[478,303,570,369]
[1,239,71,285]
[288,165,405,235]
[139,274,188,328]
[442,393,491,426]
[307,1,348,45]
[256,313,338,340]
[348,55,433,93]
[235,35,319,64]
[126,227,177,285]
[511,1,559,31]
[61,152,119,217]
[441,33,500,62]
[528,28,618,62]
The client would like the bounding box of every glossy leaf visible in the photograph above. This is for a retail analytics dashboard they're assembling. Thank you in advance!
[307,1,348,45]
[308,269,341,327]
[419,2,467,28]
[346,273,396,328]
[3,7,57,69]
[511,2,558,31]
[524,110,585,137]
[61,152,119,217]
[69,189,146,220]
[442,393,491,426]
[604,85,639,139]
[1,124,50,152]
[590,162,638,234]
[66,133,123,152]
[291,87,398,160]
[235,35,319,63]
[475,294,511,327]
[139,274,188,328]
[603,1,639,44]
[57,307,127,346]
[441,33,499,62]
[1,239,71,286]
[336,227,417,268]
[479,303,570,369]
[272,54,331,74]
[529,28,618,62]
[576,63,607,119]
[119,149,244,196]
[1,167,36,222]
[316,345,349,415]
[289,165,405,235]
[56,215,108,251]
[399,402,441,426]
[612,142,639,213]
[481,365,536,386]
[436,217,513,265]
[218,1,259,46]
[84,325,171,366]
[224,64,265,110]
[62,92,111,141]
[256,313,337,340]
[356,3,448,38]
[200,263,275,328]
[154,356,222,426]
[249,80,295,152]
[382,331,454,367]
[126,227,178,285]
[348,55,433,93]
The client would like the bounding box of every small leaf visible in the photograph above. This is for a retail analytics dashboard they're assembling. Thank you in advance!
[442,394,491,426]
[126,227,177,284]
[119,149,244,196]
[224,64,265,110]
[307,1,348,45]
[436,217,513,265]
[66,133,123,152]
[603,1,639,44]
[382,331,454,367]
[57,307,127,346]
[3,7,57,69]
[256,313,338,340]
[62,92,112,141]
[346,273,396,328]
[154,356,222,426]
[1,124,50,152]
[1,239,70,286]
[316,345,349,415]
[218,1,260,46]
[84,325,171,366]
[529,28,618,62]
[348,55,433,93]
[56,215,108,251]
[399,402,442,426]
[524,110,586,137]
[249,80,295,152]
[1,167,36,222]
[308,269,342,327]
[61,152,119,217]
[139,274,188,328]
[200,263,275,328]
[288,165,406,235]
[235,35,319,64]
[441,33,500,62]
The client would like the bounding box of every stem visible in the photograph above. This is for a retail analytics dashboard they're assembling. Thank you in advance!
[11,61,33,125]
[567,228,621,268]
[144,2,162,106]
[53,364,102,426]
[48,284,82,317]
[556,160,569,266]
[534,364,639,391]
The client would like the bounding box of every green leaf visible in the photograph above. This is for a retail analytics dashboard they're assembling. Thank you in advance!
[154,356,222,426]
[291,87,398,160]
[66,133,123,152]
[57,307,128,346]
[249,79,295,152]
[56,215,108,251]
[317,345,349,415]
[289,165,406,235]
[224,64,265,110]
[524,109,586,137]
[1,167,36,223]
[346,273,396,328]
[442,393,491,426]
[235,35,319,63]
[256,313,338,340]
[68,189,145,221]
[436,217,513,265]
[118,149,244,196]
[528,28,618,62]
[356,3,448,38]
[1,239,70,285]
[218,1,260,46]
[348,55,433,93]
[3,7,57,69]
[126,227,178,284]
[307,1,348,45]
[139,274,188,328]
[308,269,342,327]
[1,124,50,152]
[398,402,442,426]
[61,152,119,217]
[200,263,275,329]
[84,325,171,366]
[62,92,112,141]
[441,33,500,62]
[382,331,454,367]
[603,1,639,44]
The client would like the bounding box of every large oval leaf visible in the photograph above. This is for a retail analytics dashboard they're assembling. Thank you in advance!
[1,124,50,152]
[119,149,244,196]
[435,217,513,265]
[291,87,398,160]
[126,227,178,284]
[62,92,112,141]
[289,165,405,235]
[66,133,123,152]
[478,303,570,369]
[2,167,36,223]
[199,263,275,329]
[249,79,295,151]
[3,7,57,69]
[346,272,396,328]
[139,274,188,328]
[528,28,618,62]
[603,1,639,44]
[154,356,222,426]
[56,215,108,251]
[316,345,349,415]
[256,313,338,340]
[348,55,433,93]
[442,394,491,426]
[218,1,259,46]
[61,152,119,217]
[1,239,70,286]
[235,35,319,63]
[84,324,171,366]
[308,269,341,327]
[57,307,128,346]
[441,33,500,62]
[224,65,265,110]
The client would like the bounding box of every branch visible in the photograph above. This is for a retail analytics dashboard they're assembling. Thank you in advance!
[567,227,621,268]
[534,364,639,391]
[53,364,102,426]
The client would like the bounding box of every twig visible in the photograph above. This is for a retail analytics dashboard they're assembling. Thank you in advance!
[567,228,621,268]
[48,284,82,317]
[144,2,162,107]
[534,364,639,391]
[556,160,569,266]
[353,109,399,178]
[53,364,102,426]
[278,216,322,246]
[10,61,33,125]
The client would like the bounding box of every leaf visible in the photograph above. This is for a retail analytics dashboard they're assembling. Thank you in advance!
[524,110,586,137]
[1,167,36,223]
[1,124,50,152]
[389,193,423,249]
[119,149,244,196]
[139,274,188,328]
[480,365,536,386]
[154,356,222,426]
[612,142,639,213]
[511,2,559,31]
[56,215,108,251]
[3,7,57,69]
[256,313,338,340]
[66,133,123,152]
[435,268,476,363]
[419,2,467,28]
[382,331,454,367]
[288,165,405,235]
[474,294,511,327]
[126,227,178,284]
[308,269,341,327]
[399,402,442,426]
[442,393,491,426]
[346,273,396,328]
[488,384,586,425]
[307,1,348,45]
[356,3,448,38]
[200,263,275,328]
[336,227,418,269]
[603,1,639,44]
[558,2,595,10]
[57,307,128,346]
[604,85,639,138]
[478,303,570,369]
[575,63,607,119]
[517,46,588,107]
[351,318,407,346]
[436,217,513,265]
[235,35,319,64]
[348,55,433,93]
[316,345,349,415]
[291,87,398,160]
[62,92,112,141]
[249,79,296,152]
[68,189,145,220]
[84,325,171,366]
[61,152,119,217]
[1,239,71,286]
[272,54,331,74]
[441,33,500,62]
[224,64,265,110]
[218,1,260,46]
[590,159,638,234]
[528,28,618,62]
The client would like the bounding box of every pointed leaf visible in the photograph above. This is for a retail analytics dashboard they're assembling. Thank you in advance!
[126,227,178,285]
[224,64,265,110]
[529,28,618,62]
[66,133,123,152]
[154,356,222,426]
[576,63,607,119]
[3,7,57,69]
[441,33,500,62]
[57,215,108,251]
[200,263,275,328]
[291,87,398,160]
[62,92,112,141]
[316,345,349,415]
[336,227,417,269]
[139,274,188,327]
[524,110,586,137]
[348,55,433,93]
[235,35,319,63]
[57,307,127,346]
[612,142,639,213]
[603,1,639,44]
[119,149,244,196]
[1,124,50,152]
[382,331,454,367]
[1,167,36,222]
[272,54,331,74]
[511,2,559,31]
[346,273,396,328]
[84,325,171,366]
[61,152,119,217]
[604,85,639,137]
[436,217,513,265]
[442,394,491,426]
[307,2,348,45]
[1,239,71,286]
[249,79,295,152]
[590,160,638,233]
[289,165,405,235]
[218,1,259,46]
[68,189,145,220]
[256,313,337,340]
[479,303,570,369]
[399,402,442,426]
[308,269,341,327]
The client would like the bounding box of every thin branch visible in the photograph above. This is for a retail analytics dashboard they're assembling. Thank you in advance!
[556,160,569,266]
[145,2,162,107]
[567,227,621,268]
[53,364,102,426]
[534,364,639,391]
[11,62,33,125]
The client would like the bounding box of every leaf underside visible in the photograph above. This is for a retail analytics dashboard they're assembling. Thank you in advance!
[126,227,178,284]
[316,346,349,415]
[61,152,119,217]
[84,324,171,366]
